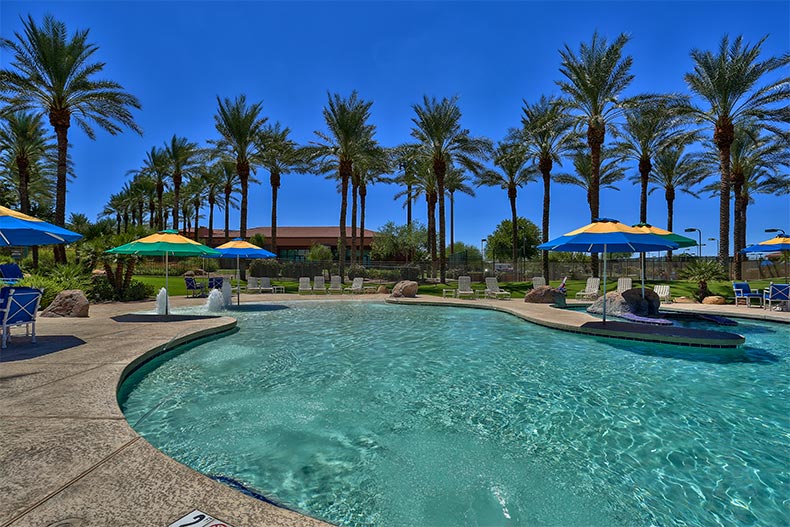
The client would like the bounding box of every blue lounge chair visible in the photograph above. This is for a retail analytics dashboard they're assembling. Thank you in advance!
[0,263,24,285]
[184,276,206,297]
[0,287,43,348]
[763,283,789,311]
[732,281,763,307]
[208,277,224,290]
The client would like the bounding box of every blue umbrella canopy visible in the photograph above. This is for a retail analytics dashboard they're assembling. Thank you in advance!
[0,205,82,246]
[211,239,277,259]
[742,234,790,282]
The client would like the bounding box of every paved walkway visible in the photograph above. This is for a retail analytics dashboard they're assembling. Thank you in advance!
[1,293,786,526]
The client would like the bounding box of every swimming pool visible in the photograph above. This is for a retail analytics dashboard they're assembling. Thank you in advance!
[119,301,789,527]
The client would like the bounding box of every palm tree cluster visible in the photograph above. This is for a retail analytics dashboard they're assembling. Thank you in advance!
[2,14,787,282]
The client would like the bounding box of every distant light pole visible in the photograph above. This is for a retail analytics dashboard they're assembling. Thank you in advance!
[708,237,719,256]
[765,228,786,236]
[685,228,702,257]
[481,238,486,273]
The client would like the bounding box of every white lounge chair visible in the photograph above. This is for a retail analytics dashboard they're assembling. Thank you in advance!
[244,276,260,293]
[653,284,672,303]
[344,277,364,294]
[455,276,476,299]
[313,275,328,294]
[327,275,343,294]
[484,277,511,299]
[259,277,277,294]
[532,276,546,288]
[616,277,632,294]
[576,277,600,300]
[298,277,312,294]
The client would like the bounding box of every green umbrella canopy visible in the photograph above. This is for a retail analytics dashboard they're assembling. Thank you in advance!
[632,224,697,249]
[106,230,220,257]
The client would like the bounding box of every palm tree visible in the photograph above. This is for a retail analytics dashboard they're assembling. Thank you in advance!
[445,166,475,255]
[219,160,240,242]
[0,111,56,214]
[684,34,790,266]
[0,14,142,262]
[411,95,490,283]
[140,146,170,229]
[554,149,626,221]
[308,91,376,279]
[256,122,303,255]
[201,162,226,245]
[615,98,695,223]
[390,144,420,228]
[164,135,201,231]
[212,95,267,239]
[514,95,579,280]
[406,159,439,272]
[557,31,635,276]
[355,145,389,263]
[182,175,205,240]
[648,145,708,259]
[476,142,535,268]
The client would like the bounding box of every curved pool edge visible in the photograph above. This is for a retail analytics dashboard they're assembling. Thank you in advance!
[386,296,747,348]
[0,301,332,527]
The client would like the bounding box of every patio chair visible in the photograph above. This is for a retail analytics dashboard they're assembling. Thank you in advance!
[208,277,224,290]
[455,276,476,299]
[0,263,24,286]
[616,277,632,294]
[244,276,261,293]
[763,282,789,311]
[258,277,276,294]
[344,277,364,294]
[184,276,206,298]
[327,275,343,294]
[0,287,42,348]
[313,275,328,294]
[484,277,511,299]
[732,281,763,307]
[298,277,312,294]
[653,284,672,303]
[532,276,546,288]
[575,277,600,300]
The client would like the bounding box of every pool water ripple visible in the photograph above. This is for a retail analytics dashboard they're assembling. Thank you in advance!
[119,301,790,527]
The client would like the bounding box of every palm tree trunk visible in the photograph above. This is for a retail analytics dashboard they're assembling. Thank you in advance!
[588,125,605,277]
[172,172,182,231]
[714,119,734,272]
[271,171,280,254]
[360,184,367,265]
[338,159,352,279]
[509,186,518,273]
[16,155,30,215]
[208,198,215,245]
[407,183,413,262]
[224,191,231,242]
[193,199,200,241]
[666,188,675,261]
[351,181,358,266]
[156,182,164,230]
[449,192,455,255]
[732,169,745,280]
[639,156,651,223]
[434,157,447,284]
[427,193,437,278]
[238,161,250,239]
[50,110,70,264]
[149,199,155,228]
[540,157,552,281]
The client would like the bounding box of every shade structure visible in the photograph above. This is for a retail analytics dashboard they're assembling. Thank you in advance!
[0,205,82,246]
[741,234,790,282]
[537,219,678,322]
[208,239,276,304]
[632,223,697,297]
[106,230,220,314]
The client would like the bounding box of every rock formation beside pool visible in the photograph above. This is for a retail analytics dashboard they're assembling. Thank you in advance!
[702,295,726,305]
[587,288,660,316]
[41,289,90,317]
[391,281,418,298]
[524,285,566,307]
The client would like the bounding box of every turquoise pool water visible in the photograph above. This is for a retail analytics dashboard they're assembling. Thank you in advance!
[119,302,789,527]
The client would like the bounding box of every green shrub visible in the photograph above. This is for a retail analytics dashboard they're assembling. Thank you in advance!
[399,264,420,281]
[249,259,282,277]
[347,264,366,279]
[680,259,727,300]
[367,268,400,282]
[121,279,155,301]
[307,243,333,261]
[87,274,115,302]
[15,275,59,309]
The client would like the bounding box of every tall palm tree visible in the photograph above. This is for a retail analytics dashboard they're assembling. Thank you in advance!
[355,145,389,263]
[141,146,170,229]
[684,34,789,266]
[181,175,205,240]
[0,111,56,214]
[557,31,635,276]
[308,91,376,279]
[476,142,535,268]
[164,135,201,231]
[411,95,490,283]
[648,145,708,259]
[219,160,240,242]
[212,95,267,239]
[201,162,226,245]
[390,144,422,263]
[554,149,626,221]
[445,166,475,255]
[514,95,579,280]
[256,122,303,255]
[0,14,142,262]
[405,159,439,273]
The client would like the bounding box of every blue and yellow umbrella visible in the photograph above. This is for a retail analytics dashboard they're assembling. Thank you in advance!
[0,205,82,246]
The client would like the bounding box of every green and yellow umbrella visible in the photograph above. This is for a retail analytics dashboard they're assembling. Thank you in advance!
[632,223,697,296]
[106,230,220,314]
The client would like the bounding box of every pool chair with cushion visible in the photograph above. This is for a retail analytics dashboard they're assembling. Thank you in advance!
[617,277,632,294]
[484,277,511,299]
[455,276,476,299]
[313,275,328,294]
[575,277,600,300]
[327,275,343,294]
[763,282,789,311]
[732,281,763,307]
[245,276,261,293]
[344,277,364,294]
[532,276,546,288]
[298,277,312,294]
[0,263,24,286]
[653,284,672,303]
[258,277,276,294]
[208,277,223,290]
[184,276,206,298]
[0,286,43,348]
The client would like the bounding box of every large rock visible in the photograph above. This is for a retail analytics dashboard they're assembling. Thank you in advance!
[587,288,660,316]
[376,285,389,294]
[41,289,90,318]
[524,285,566,307]
[702,295,726,305]
[391,280,418,298]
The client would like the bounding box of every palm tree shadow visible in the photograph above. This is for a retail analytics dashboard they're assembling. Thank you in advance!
[0,335,85,362]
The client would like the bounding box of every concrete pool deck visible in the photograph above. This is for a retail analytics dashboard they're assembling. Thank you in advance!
[1,293,787,526]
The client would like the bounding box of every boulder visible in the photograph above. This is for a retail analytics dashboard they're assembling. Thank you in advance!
[41,289,90,318]
[674,296,698,304]
[376,285,389,294]
[587,288,661,317]
[391,280,418,298]
[702,295,726,305]
[524,285,566,307]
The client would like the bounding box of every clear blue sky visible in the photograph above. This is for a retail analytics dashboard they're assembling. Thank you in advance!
[2,1,788,255]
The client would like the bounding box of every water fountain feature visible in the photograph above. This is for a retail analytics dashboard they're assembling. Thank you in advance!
[222,279,233,306]
[155,287,168,314]
[206,289,225,312]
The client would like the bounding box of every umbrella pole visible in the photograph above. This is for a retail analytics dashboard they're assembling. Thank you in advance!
[603,244,607,323]
[165,252,170,316]
[236,255,240,305]
[641,252,645,299]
